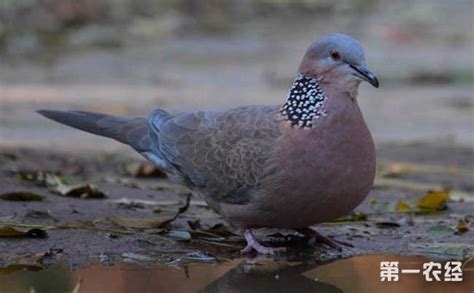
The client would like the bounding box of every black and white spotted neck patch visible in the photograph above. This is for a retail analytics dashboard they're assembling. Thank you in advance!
[280,74,327,128]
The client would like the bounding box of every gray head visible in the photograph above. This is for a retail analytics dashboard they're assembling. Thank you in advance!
[299,33,379,89]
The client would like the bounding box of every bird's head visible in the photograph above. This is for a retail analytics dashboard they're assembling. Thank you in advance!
[299,33,379,95]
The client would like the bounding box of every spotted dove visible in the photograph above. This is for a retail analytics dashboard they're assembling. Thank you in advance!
[38,33,379,254]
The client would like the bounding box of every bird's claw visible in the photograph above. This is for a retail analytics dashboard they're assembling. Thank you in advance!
[241,229,286,255]
[299,228,352,251]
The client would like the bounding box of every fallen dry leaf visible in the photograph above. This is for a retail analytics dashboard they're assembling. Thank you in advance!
[54,183,105,198]
[158,193,191,227]
[109,193,192,229]
[393,190,450,214]
[417,190,449,211]
[456,217,470,233]
[46,175,106,198]
[0,226,48,238]
[19,170,106,198]
[19,170,57,186]
[0,226,26,237]
[0,191,45,201]
[395,201,411,212]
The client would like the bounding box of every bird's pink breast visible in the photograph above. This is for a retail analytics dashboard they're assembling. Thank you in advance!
[223,104,376,229]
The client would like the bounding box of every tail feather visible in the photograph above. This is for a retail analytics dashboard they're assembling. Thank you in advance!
[37,110,150,152]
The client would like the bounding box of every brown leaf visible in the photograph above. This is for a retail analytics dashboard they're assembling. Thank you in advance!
[0,226,48,238]
[1,191,45,201]
[108,193,191,229]
[20,170,106,198]
[52,182,105,198]
[0,226,25,237]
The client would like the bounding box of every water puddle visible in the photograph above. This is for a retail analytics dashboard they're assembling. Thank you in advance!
[0,255,472,292]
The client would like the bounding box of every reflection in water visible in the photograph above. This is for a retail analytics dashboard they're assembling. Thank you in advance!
[0,262,74,292]
[0,255,472,293]
[202,259,341,293]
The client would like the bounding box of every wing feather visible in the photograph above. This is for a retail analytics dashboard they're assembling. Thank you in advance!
[149,105,281,204]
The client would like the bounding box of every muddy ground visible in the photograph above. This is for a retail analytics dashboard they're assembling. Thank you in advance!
[0,142,472,269]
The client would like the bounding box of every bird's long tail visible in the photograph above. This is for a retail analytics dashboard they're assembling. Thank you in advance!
[37,110,151,152]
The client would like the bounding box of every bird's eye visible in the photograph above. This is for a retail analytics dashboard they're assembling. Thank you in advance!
[330,50,341,61]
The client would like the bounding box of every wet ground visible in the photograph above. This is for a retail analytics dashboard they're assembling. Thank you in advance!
[0,143,472,292]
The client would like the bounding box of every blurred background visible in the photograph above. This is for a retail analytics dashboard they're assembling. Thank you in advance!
[0,0,473,151]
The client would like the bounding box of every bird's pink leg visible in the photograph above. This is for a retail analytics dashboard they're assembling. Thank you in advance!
[298,227,352,250]
[240,229,286,255]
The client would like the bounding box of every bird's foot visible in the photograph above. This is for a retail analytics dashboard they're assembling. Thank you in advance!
[240,229,286,255]
[298,228,352,251]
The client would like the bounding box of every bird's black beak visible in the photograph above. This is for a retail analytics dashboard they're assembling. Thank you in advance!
[350,64,379,88]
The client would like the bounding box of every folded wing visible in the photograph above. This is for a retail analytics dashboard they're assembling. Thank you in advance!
[149,105,282,204]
